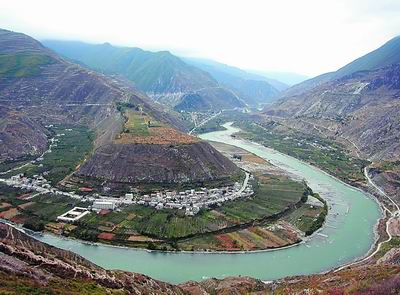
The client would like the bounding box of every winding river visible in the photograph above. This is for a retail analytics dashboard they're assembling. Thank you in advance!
[33,123,381,284]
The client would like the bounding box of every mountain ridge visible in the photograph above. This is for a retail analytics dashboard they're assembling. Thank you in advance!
[264,35,400,161]
[43,40,246,111]
[0,29,239,186]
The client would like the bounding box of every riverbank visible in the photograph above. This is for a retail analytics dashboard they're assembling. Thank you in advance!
[0,123,382,283]
[1,221,399,294]
[0,171,317,253]
[219,122,393,265]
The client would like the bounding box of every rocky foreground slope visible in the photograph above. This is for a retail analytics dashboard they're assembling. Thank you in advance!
[1,222,400,294]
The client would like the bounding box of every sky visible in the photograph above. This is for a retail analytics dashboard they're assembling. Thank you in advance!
[0,0,399,77]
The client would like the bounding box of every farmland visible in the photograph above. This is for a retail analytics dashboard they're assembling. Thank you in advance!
[64,169,313,251]
[192,110,369,184]
[236,120,368,183]
[2,124,94,185]
[115,108,198,145]
[0,118,328,252]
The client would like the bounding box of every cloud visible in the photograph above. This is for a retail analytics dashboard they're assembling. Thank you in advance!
[0,0,399,76]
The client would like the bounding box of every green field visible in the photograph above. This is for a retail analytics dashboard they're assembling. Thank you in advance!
[122,109,151,136]
[0,183,87,231]
[8,124,94,184]
[218,175,306,222]
[70,173,307,244]
[0,53,54,77]
[236,120,369,183]
[283,195,327,236]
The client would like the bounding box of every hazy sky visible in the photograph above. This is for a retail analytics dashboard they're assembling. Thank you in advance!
[0,0,399,77]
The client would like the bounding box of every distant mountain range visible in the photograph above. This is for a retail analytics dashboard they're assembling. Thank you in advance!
[183,57,286,105]
[265,35,400,161]
[43,40,284,110]
[0,29,238,185]
[247,70,309,86]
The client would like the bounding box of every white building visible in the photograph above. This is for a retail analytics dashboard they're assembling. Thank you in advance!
[57,207,90,223]
[125,193,134,201]
[92,200,115,210]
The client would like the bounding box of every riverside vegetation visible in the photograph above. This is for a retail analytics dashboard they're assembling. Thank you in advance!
[0,123,327,251]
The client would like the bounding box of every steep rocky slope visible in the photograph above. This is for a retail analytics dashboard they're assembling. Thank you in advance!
[0,29,183,157]
[43,40,245,111]
[265,35,400,161]
[78,141,239,185]
[333,35,400,79]
[265,63,400,160]
[0,106,48,162]
[0,29,238,186]
[175,87,245,111]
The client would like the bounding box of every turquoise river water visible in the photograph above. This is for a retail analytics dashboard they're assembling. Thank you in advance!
[33,123,381,284]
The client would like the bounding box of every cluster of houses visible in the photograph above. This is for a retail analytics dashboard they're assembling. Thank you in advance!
[4,165,254,221]
[87,184,254,217]
[133,177,254,216]
[4,174,82,200]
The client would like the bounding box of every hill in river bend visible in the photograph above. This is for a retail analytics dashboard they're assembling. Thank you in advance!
[0,29,238,187]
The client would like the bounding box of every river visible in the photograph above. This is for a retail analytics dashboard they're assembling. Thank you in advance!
[33,123,381,284]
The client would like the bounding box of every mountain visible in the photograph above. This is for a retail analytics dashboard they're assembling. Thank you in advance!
[0,29,239,186]
[184,57,285,105]
[248,70,309,86]
[333,36,400,79]
[42,40,245,111]
[265,36,400,161]
[278,72,335,97]
[281,35,400,97]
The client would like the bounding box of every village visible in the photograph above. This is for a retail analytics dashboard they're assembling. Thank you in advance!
[1,169,254,223]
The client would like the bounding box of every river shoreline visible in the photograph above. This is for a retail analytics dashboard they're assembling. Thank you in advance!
[0,123,382,283]
[212,123,385,266]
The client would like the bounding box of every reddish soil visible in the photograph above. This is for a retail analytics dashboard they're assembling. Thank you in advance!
[97,233,115,240]
[216,234,240,250]
[115,127,199,145]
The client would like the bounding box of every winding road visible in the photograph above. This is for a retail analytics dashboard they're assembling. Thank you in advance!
[335,167,399,271]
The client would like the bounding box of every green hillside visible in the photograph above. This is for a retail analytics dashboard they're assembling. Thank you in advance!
[0,53,53,77]
[43,40,217,93]
[334,36,400,78]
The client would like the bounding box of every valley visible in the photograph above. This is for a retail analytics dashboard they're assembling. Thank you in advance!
[0,121,319,252]
[0,20,399,294]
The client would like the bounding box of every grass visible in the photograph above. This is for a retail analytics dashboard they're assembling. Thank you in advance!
[123,109,151,136]
[11,124,94,184]
[0,53,54,77]
[377,237,400,258]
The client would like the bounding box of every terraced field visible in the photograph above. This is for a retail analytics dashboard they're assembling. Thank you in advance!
[2,124,94,184]
[56,171,310,250]
[115,109,198,145]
